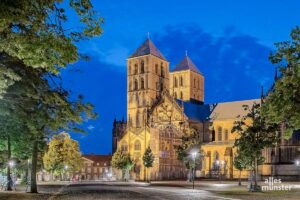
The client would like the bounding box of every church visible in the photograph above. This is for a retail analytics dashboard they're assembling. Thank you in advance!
[112,38,300,181]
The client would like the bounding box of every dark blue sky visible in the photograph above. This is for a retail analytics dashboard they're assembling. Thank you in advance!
[60,0,300,154]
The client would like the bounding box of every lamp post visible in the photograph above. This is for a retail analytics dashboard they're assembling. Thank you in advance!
[64,165,69,181]
[215,160,220,182]
[296,160,300,180]
[191,152,197,189]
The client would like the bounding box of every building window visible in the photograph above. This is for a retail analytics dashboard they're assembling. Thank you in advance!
[134,64,138,74]
[174,77,178,88]
[140,61,145,73]
[180,76,183,86]
[140,78,144,89]
[218,127,222,141]
[174,92,177,99]
[134,140,141,151]
[134,79,138,90]
[180,91,183,99]
[121,142,128,152]
[224,129,229,141]
[161,63,164,77]
[194,78,196,88]
[155,64,158,74]
[128,65,131,75]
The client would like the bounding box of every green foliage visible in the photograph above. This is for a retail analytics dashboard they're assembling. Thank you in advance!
[174,132,202,169]
[233,150,251,171]
[43,132,82,175]
[232,103,278,170]
[262,27,300,138]
[142,146,154,168]
[111,150,134,171]
[0,0,103,98]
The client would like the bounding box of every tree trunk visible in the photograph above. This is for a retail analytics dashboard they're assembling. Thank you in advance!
[254,157,257,188]
[6,135,12,191]
[30,140,38,193]
[238,170,242,186]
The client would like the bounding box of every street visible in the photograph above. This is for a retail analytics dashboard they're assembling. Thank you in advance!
[48,182,230,200]
[2,181,300,200]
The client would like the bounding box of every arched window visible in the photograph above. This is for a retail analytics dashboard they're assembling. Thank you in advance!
[140,78,144,89]
[134,79,138,90]
[134,64,138,74]
[121,142,128,152]
[224,129,229,141]
[155,64,158,74]
[140,61,145,73]
[218,127,222,141]
[129,80,132,91]
[180,91,183,99]
[180,76,183,86]
[194,78,196,88]
[211,129,215,141]
[160,63,164,77]
[174,77,178,87]
[134,140,141,151]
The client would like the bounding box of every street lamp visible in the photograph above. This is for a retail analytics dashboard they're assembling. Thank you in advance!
[8,161,14,168]
[191,151,198,189]
[64,165,69,181]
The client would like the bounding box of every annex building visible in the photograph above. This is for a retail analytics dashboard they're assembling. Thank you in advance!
[112,38,300,181]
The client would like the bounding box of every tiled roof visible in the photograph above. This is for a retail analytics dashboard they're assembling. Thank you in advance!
[172,55,202,74]
[82,154,112,166]
[129,39,166,60]
[210,99,260,120]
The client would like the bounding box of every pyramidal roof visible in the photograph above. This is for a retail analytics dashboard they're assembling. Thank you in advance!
[173,55,201,74]
[129,38,166,60]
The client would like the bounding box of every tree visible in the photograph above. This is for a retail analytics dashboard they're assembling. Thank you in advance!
[262,27,300,138]
[232,103,278,191]
[43,132,82,180]
[0,58,96,193]
[142,146,154,182]
[233,150,251,186]
[0,0,103,97]
[111,150,134,181]
[174,132,202,181]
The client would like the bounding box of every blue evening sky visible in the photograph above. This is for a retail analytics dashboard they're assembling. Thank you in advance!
[60,0,300,154]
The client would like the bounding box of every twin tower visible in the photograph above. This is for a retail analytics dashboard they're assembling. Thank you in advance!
[127,38,204,128]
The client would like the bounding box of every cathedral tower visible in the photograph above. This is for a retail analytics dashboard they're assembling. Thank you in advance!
[127,39,169,128]
[170,54,204,103]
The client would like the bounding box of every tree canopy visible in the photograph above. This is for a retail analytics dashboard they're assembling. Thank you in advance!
[262,27,300,138]
[43,132,82,176]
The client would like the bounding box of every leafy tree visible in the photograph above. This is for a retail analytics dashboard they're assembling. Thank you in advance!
[174,132,202,181]
[233,150,251,186]
[111,150,134,181]
[0,0,103,97]
[232,103,278,191]
[43,132,82,180]
[0,58,96,193]
[142,146,154,182]
[262,27,300,138]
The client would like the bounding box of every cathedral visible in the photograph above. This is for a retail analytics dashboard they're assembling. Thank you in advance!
[112,38,300,181]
